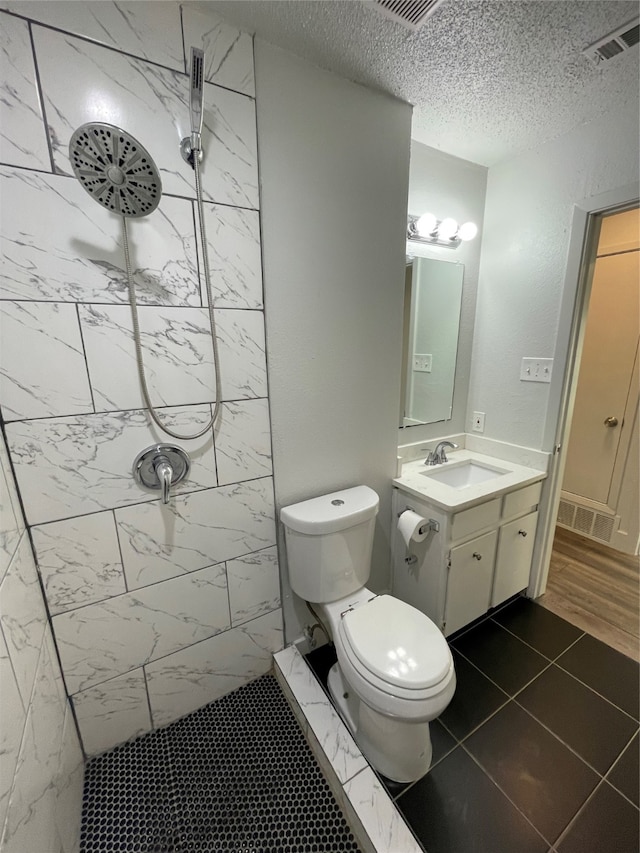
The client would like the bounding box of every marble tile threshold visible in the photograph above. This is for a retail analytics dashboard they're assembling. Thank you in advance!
[273,645,423,853]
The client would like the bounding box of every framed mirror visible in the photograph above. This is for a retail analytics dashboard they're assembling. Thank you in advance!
[400,256,464,427]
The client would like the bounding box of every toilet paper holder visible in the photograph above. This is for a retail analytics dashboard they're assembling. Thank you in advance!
[397,507,439,536]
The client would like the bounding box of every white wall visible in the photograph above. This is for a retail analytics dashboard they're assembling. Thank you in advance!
[0,431,84,853]
[400,143,487,446]
[1,1,282,758]
[254,41,412,641]
[468,105,640,452]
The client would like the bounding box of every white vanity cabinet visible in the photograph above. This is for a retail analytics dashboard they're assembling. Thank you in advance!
[446,529,498,635]
[392,480,542,636]
[491,509,538,607]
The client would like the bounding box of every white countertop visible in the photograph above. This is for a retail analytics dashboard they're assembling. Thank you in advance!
[393,449,547,512]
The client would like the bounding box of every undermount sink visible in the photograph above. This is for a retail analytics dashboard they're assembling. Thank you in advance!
[420,460,509,490]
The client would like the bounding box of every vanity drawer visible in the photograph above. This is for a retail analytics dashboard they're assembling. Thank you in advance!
[502,482,542,519]
[451,498,501,541]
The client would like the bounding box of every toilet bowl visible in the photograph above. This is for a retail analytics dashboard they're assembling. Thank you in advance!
[281,485,456,782]
[320,589,455,781]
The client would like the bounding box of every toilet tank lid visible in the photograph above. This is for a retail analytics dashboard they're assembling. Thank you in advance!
[280,486,379,535]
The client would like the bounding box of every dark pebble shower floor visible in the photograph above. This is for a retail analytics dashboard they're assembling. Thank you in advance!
[79,674,362,853]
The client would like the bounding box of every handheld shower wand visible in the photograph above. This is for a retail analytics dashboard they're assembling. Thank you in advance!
[180,47,205,168]
[68,45,223,473]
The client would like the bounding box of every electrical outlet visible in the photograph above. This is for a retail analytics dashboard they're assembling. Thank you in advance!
[413,353,432,372]
[520,357,553,383]
[472,411,485,432]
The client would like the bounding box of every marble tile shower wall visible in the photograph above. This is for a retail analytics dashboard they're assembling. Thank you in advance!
[0,1,283,759]
[0,432,84,853]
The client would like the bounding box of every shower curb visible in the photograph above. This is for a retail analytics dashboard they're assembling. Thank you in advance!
[273,645,423,853]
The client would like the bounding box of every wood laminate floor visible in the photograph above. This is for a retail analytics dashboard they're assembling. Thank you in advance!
[538,527,640,662]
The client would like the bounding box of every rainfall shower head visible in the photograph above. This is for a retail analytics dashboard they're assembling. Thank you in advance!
[69,122,161,218]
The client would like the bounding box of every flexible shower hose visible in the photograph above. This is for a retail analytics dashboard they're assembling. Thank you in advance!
[122,152,222,440]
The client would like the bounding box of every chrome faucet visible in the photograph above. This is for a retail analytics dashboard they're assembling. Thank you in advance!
[425,441,458,465]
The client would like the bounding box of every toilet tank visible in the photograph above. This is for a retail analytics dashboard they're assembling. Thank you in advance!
[280,486,380,604]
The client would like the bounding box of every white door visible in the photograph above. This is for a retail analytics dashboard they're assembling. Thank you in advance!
[563,249,639,506]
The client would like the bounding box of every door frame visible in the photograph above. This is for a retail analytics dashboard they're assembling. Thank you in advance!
[528,182,640,599]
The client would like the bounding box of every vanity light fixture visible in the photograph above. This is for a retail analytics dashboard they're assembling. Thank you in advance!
[458,221,478,241]
[407,213,478,248]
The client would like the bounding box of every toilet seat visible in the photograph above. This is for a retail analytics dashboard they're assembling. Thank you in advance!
[334,595,456,721]
[341,595,451,690]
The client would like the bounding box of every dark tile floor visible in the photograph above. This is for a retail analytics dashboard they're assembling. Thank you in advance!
[306,595,640,853]
[79,674,362,853]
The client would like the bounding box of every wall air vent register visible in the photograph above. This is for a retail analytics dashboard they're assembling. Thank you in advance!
[558,499,617,544]
[583,18,639,64]
[370,0,446,31]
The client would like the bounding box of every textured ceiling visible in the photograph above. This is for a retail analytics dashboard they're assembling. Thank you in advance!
[200,0,639,166]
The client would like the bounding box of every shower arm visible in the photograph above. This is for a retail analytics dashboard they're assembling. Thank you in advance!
[122,149,222,441]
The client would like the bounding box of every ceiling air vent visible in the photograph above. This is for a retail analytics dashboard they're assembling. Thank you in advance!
[370,0,446,31]
[583,17,640,64]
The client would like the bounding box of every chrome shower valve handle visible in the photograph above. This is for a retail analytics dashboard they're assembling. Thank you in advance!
[133,445,191,504]
[153,454,174,505]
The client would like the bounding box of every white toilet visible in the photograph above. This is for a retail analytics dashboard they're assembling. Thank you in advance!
[281,485,456,783]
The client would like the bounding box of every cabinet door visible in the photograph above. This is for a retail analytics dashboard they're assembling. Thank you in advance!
[444,530,498,636]
[491,511,538,607]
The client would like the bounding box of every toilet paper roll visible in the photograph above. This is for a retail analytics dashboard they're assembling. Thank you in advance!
[398,510,428,548]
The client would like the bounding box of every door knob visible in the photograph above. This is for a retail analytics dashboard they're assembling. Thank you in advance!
[603,416,619,428]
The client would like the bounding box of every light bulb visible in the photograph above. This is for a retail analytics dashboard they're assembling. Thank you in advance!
[437,218,458,240]
[459,221,478,241]
[415,212,437,237]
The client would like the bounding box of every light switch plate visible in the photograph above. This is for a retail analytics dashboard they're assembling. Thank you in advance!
[413,353,432,372]
[520,357,553,383]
